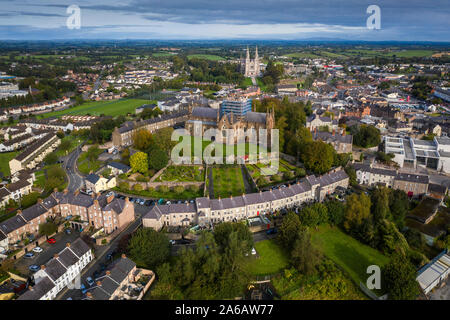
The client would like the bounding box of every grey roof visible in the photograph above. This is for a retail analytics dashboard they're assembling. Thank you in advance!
[17,276,55,300]
[114,257,136,275]
[436,136,450,145]
[195,197,210,209]
[86,173,100,184]
[107,161,131,172]
[395,173,429,184]
[313,131,352,144]
[44,259,67,281]
[191,107,218,119]
[0,187,11,199]
[244,112,266,124]
[0,215,27,234]
[57,248,79,268]
[103,198,127,214]
[68,238,91,258]
[88,286,112,300]
[20,203,47,222]
[211,196,245,210]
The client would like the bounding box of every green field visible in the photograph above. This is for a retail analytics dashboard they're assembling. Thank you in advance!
[40,99,151,118]
[244,239,290,276]
[212,165,246,198]
[0,151,18,177]
[77,150,104,174]
[311,226,389,294]
[152,52,176,58]
[187,54,225,61]
[284,52,321,59]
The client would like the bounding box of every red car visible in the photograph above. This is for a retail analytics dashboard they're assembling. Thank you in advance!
[47,238,56,244]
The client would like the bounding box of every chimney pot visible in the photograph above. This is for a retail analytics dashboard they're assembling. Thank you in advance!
[38,198,43,204]
[54,254,58,259]
[40,265,45,270]
[121,253,126,259]
[29,286,33,291]
[106,270,111,275]
[96,281,102,286]
[66,242,71,248]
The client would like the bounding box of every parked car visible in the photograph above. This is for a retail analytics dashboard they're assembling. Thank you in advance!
[24,252,34,259]
[32,247,43,253]
[166,201,171,205]
[169,240,176,245]
[80,283,87,294]
[28,265,39,272]
[65,228,71,235]
[251,248,257,255]
[47,238,56,244]
[266,228,277,235]
[100,263,106,271]
[93,270,100,279]
[86,277,95,287]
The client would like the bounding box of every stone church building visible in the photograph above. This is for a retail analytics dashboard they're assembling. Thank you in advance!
[240,46,261,77]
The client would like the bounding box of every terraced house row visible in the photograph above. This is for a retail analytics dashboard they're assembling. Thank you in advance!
[143,168,349,230]
[0,190,135,249]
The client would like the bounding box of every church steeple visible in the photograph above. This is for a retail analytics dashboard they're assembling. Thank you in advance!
[246,46,250,61]
[255,46,259,62]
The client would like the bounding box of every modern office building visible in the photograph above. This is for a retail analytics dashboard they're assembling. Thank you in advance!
[220,98,252,119]
[384,136,450,173]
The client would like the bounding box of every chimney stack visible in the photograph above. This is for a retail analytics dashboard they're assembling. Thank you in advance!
[106,270,111,276]
[121,253,126,259]
[106,193,114,204]
[96,281,102,287]
[53,188,58,193]
[66,242,71,248]
[54,254,59,259]
[332,129,335,136]
[38,198,43,204]
[86,292,93,299]
[63,188,69,195]
[28,286,33,291]
[74,189,80,196]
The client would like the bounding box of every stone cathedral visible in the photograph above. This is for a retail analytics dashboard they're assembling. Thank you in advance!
[240,46,261,77]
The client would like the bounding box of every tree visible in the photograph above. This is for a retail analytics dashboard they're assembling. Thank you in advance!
[302,141,335,174]
[343,193,372,238]
[148,148,168,171]
[291,227,320,275]
[383,253,420,300]
[56,130,65,139]
[133,129,153,151]
[278,211,302,250]
[128,228,170,269]
[325,200,346,226]
[300,203,328,227]
[20,192,40,208]
[371,187,391,223]
[153,127,175,153]
[213,222,253,254]
[353,125,381,148]
[130,151,148,175]
[59,138,72,153]
[39,221,57,237]
[44,152,58,165]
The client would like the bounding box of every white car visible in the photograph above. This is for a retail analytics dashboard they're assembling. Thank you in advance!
[32,247,43,253]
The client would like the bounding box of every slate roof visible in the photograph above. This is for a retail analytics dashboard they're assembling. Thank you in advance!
[86,174,100,184]
[57,248,79,268]
[44,259,67,281]
[191,107,218,119]
[17,276,55,300]
[68,238,91,258]
[20,203,47,222]
[0,215,27,234]
[244,112,266,124]
[107,161,131,172]
[395,173,429,184]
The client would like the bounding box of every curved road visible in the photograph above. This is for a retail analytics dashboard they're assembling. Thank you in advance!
[62,144,85,193]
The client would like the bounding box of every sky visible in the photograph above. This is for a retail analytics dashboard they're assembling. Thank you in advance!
[0,0,449,41]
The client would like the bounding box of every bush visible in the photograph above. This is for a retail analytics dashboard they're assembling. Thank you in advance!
[271,174,282,182]
[158,185,169,193]
[189,184,199,192]
[295,168,306,177]
[119,182,129,190]
[147,186,154,192]
[283,171,294,180]
[133,184,143,192]
[173,186,185,194]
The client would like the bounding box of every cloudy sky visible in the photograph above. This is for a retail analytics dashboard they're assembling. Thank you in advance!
[0,0,448,41]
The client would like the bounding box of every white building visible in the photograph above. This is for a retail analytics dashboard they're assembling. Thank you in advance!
[18,238,93,300]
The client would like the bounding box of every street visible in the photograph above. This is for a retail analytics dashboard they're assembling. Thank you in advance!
[62,145,85,193]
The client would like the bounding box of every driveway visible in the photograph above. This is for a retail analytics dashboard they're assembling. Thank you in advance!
[14,230,81,276]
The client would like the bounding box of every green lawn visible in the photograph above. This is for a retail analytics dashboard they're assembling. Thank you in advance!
[244,239,290,276]
[311,226,389,294]
[212,165,246,198]
[39,99,151,118]
[187,54,225,61]
[152,52,176,58]
[241,77,253,87]
[0,151,18,177]
[113,186,203,201]
[77,151,104,174]
[284,52,321,59]
[54,135,82,158]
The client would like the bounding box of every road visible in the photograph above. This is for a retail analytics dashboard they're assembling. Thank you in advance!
[62,144,85,193]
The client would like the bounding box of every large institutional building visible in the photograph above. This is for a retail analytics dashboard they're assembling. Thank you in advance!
[240,46,261,77]
[143,168,349,230]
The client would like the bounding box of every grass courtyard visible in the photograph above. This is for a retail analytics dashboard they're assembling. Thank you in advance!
[0,151,18,177]
[39,99,152,118]
[244,239,290,276]
[311,226,389,295]
[77,149,104,175]
[211,165,246,198]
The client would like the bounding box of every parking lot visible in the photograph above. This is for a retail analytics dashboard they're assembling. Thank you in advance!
[14,229,81,276]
